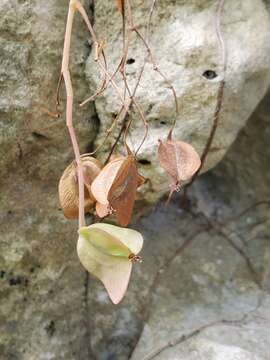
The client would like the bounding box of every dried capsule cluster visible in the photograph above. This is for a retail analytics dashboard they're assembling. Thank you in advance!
[58,138,200,304]
[59,153,144,226]
[57,0,225,305]
[59,134,200,226]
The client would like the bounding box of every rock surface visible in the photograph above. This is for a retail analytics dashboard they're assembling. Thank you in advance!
[86,89,270,360]
[0,1,270,360]
[0,0,97,179]
[0,1,97,359]
[87,0,270,203]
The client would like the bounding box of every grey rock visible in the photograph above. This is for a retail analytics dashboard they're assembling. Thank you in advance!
[1,1,270,360]
[0,0,97,179]
[0,1,97,359]
[128,91,270,360]
[86,0,270,203]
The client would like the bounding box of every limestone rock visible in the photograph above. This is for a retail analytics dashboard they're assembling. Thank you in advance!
[0,1,97,359]
[85,91,270,359]
[1,1,270,359]
[0,0,97,179]
[86,0,270,203]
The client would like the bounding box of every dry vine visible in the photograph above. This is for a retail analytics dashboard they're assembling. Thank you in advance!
[58,0,179,228]
[57,0,230,309]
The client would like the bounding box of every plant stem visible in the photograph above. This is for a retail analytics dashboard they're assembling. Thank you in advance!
[62,0,85,228]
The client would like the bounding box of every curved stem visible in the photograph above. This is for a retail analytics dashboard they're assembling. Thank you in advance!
[62,0,85,228]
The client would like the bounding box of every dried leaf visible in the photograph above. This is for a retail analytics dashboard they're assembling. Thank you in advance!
[158,132,201,197]
[59,156,102,219]
[77,223,143,304]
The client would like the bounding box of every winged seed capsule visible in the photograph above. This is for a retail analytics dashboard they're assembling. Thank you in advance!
[91,155,145,226]
[77,223,143,304]
[158,131,201,202]
[58,155,102,219]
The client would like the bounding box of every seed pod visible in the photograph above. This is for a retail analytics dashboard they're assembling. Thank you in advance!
[108,155,138,227]
[91,155,144,226]
[77,223,143,304]
[59,156,102,219]
[158,131,201,201]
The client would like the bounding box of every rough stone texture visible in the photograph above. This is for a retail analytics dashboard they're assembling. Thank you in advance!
[87,0,270,203]
[1,1,270,360]
[0,0,97,179]
[0,1,97,359]
[86,90,270,360]
[128,95,270,360]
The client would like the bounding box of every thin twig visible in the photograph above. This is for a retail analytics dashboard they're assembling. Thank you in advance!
[142,312,257,360]
[83,271,96,359]
[185,0,227,192]
[76,1,130,112]
[108,0,157,157]
[221,200,270,225]
[126,0,179,118]
[79,76,107,106]
[130,227,210,359]
[142,320,225,360]
[187,208,262,288]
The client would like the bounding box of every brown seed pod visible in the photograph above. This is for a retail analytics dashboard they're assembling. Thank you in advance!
[108,155,139,227]
[158,130,201,203]
[91,154,144,226]
[59,156,102,219]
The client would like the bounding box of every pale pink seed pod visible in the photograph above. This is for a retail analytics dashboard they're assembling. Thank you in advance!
[59,156,102,219]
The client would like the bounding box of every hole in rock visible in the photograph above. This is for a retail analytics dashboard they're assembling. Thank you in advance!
[127,58,135,65]
[32,132,48,140]
[138,159,151,165]
[203,70,218,80]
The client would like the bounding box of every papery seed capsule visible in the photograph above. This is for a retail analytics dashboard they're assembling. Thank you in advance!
[59,155,102,219]
[77,223,144,304]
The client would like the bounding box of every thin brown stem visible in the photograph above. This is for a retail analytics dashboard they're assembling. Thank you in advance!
[142,320,225,360]
[126,0,179,119]
[76,0,130,112]
[88,105,127,157]
[184,0,227,193]
[117,0,157,155]
[79,76,107,107]
[61,0,85,228]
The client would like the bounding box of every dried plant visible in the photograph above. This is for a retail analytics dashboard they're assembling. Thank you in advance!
[59,155,102,219]
[57,0,227,304]
[77,223,143,304]
[158,130,201,204]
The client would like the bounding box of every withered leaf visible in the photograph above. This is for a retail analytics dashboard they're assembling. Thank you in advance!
[158,131,201,198]
[59,156,102,219]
